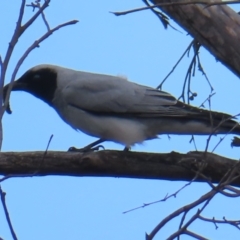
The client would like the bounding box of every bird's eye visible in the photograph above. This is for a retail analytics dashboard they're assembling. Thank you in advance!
[33,74,41,80]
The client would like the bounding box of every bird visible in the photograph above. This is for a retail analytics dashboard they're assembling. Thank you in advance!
[3,64,240,151]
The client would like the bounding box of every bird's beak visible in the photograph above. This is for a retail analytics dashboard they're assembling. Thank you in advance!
[3,80,27,114]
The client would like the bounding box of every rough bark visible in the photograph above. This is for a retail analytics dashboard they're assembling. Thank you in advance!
[151,0,240,77]
[0,150,239,186]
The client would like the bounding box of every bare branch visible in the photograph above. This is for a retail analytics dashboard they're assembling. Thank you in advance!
[203,112,240,153]
[0,56,2,68]
[196,53,214,92]
[40,8,51,31]
[0,151,240,185]
[1,0,26,83]
[189,135,198,150]
[2,19,78,115]
[199,215,240,230]
[22,0,50,34]
[152,0,240,78]
[1,149,240,239]
[224,185,240,195]
[184,230,208,240]
[211,118,240,153]
[169,198,213,239]
[0,186,18,240]
[178,40,201,103]
[147,188,217,239]
[26,0,50,31]
[177,211,188,237]
[157,40,194,90]
[0,0,26,150]
[199,93,216,108]
[0,0,78,151]
[147,156,240,239]
[123,173,198,214]
[111,1,240,17]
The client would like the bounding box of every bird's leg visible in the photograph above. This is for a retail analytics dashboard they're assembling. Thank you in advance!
[68,138,105,152]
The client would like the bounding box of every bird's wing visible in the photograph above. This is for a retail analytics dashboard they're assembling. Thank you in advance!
[61,72,231,119]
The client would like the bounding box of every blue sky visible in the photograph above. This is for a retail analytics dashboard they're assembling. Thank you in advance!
[1,1,240,239]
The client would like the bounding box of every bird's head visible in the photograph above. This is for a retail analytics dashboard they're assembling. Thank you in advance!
[3,65,58,113]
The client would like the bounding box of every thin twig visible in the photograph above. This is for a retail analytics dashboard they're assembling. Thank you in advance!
[1,0,26,84]
[218,189,240,197]
[148,160,240,239]
[157,40,194,90]
[3,19,78,115]
[26,1,51,31]
[184,230,208,240]
[204,95,215,153]
[142,0,169,29]
[40,9,51,31]
[0,55,3,68]
[199,215,240,230]
[205,112,240,153]
[196,53,214,92]
[177,211,188,239]
[178,40,200,103]
[211,119,240,153]
[189,135,198,151]
[224,185,240,195]
[0,0,26,150]
[123,174,198,214]
[168,198,213,239]
[22,0,50,34]
[0,186,18,240]
[147,188,217,240]
[0,134,54,183]
[199,92,215,108]
[142,0,182,32]
[0,0,50,150]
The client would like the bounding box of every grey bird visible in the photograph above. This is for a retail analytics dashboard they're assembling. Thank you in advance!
[3,64,240,151]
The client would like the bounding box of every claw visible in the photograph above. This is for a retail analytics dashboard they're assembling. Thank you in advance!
[68,145,105,152]
[3,84,13,114]
[5,103,12,114]
[123,146,131,151]
[231,136,240,147]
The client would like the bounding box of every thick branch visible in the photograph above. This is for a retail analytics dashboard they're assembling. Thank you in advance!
[151,0,240,77]
[0,150,240,185]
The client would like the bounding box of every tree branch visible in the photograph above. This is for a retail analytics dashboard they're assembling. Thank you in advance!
[146,187,217,239]
[151,0,240,78]
[0,150,239,185]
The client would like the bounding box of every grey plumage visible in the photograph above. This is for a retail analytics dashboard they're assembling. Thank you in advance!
[3,64,240,148]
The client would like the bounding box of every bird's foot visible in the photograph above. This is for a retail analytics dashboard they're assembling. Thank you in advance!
[68,138,106,152]
[231,136,240,147]
[68,145,105,152]
[123,146,131,151]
